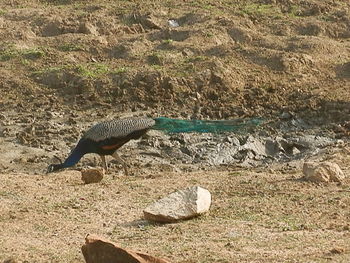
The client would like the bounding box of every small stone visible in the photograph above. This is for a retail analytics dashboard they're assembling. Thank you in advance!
[330,247,345,254]
[168,19,179,27]
[291,146,301,155]
[42,20,62,37]
[224,136,240,145]
[142,15,162,29]
[82,234,171,263]
[81,168,104,184]
[182,48,194,57]
[303,161,345,183]
[71,203,81,209]
[79,22,98,35]
[143,186,211,223]
[280,111,292,119]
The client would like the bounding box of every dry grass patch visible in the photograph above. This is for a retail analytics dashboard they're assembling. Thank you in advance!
[1,165,350,262]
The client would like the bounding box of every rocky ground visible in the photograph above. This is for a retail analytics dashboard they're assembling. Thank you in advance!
[0,0,349,262]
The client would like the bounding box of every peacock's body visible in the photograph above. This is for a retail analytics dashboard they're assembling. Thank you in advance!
[47,117,262,174]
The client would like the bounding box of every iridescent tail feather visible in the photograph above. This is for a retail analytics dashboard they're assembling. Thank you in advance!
[152,117,263,134]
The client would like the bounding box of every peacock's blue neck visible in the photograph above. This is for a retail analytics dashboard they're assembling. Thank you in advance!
[62,143,86,168]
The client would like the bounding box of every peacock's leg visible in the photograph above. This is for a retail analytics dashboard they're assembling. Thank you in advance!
[100,155,108,172]
[112,152,129,176]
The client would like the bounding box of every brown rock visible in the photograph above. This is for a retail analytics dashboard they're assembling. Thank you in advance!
[41,19,63,37]
[228,26,253,44]
[81,168,104,184]
[142,15,162,30]
[330,247,345,254]
[303,161,345,183]
[79,22,99,35]
[82,234,171,263]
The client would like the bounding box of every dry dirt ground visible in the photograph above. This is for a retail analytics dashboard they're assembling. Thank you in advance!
[0,0,350,262]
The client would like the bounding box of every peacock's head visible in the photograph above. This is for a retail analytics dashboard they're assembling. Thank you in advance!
[47,163,64,173]
[46,156,64,173]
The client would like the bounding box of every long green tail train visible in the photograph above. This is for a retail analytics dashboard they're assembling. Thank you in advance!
[152,117,263,133]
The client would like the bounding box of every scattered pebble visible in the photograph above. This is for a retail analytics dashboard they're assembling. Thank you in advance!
[330,247,345,254]
[168,19,179,27]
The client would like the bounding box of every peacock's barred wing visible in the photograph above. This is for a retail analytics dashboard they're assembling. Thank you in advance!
[83,118,156,141]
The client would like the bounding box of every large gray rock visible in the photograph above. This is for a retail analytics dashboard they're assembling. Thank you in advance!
[303,161,345,183]
[144,186,211,223]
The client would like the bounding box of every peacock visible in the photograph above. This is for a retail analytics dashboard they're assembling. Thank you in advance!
[47,117,262,175]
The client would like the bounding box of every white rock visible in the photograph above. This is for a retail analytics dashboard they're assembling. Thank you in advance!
[303,161,345,183]
[143,186,211,223]
[291,146,301,155]
[168,19,179,28]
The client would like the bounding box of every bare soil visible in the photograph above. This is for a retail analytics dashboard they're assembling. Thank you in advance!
[0,0,350,262]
